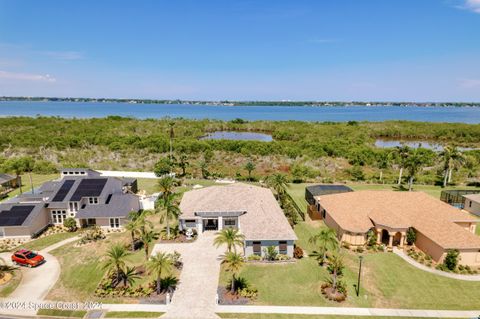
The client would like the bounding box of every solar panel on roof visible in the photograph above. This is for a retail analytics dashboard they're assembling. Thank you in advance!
[70,178,107,201]
[0,205,35,226]
[52,180,75,202]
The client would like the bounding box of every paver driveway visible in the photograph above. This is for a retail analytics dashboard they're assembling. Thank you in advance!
[151,232,224,319]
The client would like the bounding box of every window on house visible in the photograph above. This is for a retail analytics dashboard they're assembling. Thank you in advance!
[224,219,236,227]
[279,241,287,254]
[52,210,67,224]
[89,197,98,204]
[253,241,261,256]
[110,218,120,228]
[470,201,472,208]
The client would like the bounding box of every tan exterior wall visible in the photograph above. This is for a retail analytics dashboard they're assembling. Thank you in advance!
[307,204,322,220]
[458,250,480,266]
[464,199,480,216]
[414,231,446,263]
[244,240,294,258]
[323,211,344,241]
[342,232,367,246]
[94,217,128,229]
[2,208,50,238]
[3,226,32,238]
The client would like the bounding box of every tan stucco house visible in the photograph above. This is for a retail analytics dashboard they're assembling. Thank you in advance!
[178,183,297,258]
[312,190,480,266]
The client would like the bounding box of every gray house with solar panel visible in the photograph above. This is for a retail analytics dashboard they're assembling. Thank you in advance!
[0,168,140,238]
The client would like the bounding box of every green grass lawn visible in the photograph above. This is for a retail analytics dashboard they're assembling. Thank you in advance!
[105,311,164,318]
[20,231,79,251]
[37,309,87,317]
[0,270,22,297]
[1,173,58,202]
[137,177,219,195]
[222,222,480,310]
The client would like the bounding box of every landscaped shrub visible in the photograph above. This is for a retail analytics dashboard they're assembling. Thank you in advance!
[443,249,460,271]
[275,254,290,261]
[263,246,278,261]
[238,287,258,299]
[366,229,377,246]
[247,254,261,261]
[63,217,77,232]
[79,226,105,244]
[293,246,304,259]
[356,246,364,253]
[341,242,350,250]
[406,228,416,245]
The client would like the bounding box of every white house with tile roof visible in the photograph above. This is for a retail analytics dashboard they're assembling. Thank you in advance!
[178,183,297,257]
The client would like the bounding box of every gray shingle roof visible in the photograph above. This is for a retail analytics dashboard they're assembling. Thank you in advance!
[75,193,140,218]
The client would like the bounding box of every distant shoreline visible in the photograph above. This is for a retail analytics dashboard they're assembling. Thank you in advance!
[1,97,480,108]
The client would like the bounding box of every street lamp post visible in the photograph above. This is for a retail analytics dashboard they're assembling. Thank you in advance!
[356,255,363,297]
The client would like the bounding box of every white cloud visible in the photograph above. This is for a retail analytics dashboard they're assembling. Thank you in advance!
[0,70,56,82]
[459,78,480,88]
[41,50,84,61]
[458,0,480,13]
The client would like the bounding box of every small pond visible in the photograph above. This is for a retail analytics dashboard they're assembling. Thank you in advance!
[375,139,478,152]
[200,131,273,142]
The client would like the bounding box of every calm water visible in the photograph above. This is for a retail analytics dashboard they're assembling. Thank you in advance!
[375,139,478,151]
[201,131,273,142]
[0,101,480,123]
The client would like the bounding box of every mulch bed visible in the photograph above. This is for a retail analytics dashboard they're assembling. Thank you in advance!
[160,234,197,243]
[217,287,250,305]
[139,292,171,304]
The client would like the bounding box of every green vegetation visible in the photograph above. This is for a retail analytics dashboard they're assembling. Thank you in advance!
[105,311,164,318]
[36,309,87,317]
[0,270,21,297]
[0,173,57,201]
[2,117,480,188]
[220,222,480,310]
[21,232,78,251]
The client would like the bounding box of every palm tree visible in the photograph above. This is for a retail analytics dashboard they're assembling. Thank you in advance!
[103,244,131,285]
[0,257,16,280]
[147,252,173,294]
[328,253,344,293]
[222,252,244,293]
[5,158,25,193]
[309,228,339,265]
[440,146,465,187]
[404,148,426,191]
[178,153,189,176]
[168,121,175,170]
[389,145,410,185]
[244,161,255,181]
[158,176,176,198]
[124,211,143,251]
[214,228,245,253]
[140,228,160,261]
[157,192,180,240]
[265,173,288,197]
[121,266,140,287]
[21,157,35,194]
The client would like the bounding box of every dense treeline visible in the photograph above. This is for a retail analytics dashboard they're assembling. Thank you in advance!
[0,116,479,185]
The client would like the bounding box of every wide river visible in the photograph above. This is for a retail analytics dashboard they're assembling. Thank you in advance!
[0,101,479,123]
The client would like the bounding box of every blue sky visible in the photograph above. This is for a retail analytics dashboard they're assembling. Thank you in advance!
[0,0,480,101]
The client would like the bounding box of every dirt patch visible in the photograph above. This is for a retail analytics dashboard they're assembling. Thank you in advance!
[217,287,250,305]
[0,273,13,285]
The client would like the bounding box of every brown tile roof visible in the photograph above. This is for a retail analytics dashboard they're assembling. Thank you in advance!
[179,183,297,241]
[317,191,480,250]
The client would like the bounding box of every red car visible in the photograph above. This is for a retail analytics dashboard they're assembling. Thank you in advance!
[11,249,45,267]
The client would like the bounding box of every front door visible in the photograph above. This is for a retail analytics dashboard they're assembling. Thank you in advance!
[203,218,218,231]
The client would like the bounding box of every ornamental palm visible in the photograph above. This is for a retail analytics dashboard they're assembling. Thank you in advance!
[157,192,180,240]
[404,148,427,191]
[265,173,288,197]
[309,228,339,265]
[440,145,465,187]
[140,227,160,261]
[214,228,245,253]
[121,265,140,287]
[0,257,16,280]
[222,252,244,293]
[328,253,345,293]
[147,252,173,294]
[103,244,131,285]
[244,161,255,181]
[389,145,410,185]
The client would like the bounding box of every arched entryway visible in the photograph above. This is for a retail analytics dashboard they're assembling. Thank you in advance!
[381,229,390,245]
[393,232,402,246]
